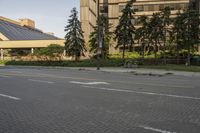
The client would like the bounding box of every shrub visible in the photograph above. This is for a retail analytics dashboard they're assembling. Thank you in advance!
[34,44,64,59]
[5,58,124,67]
[0,60,7,65]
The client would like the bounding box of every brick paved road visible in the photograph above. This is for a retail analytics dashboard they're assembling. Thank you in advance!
[0,67,199,133]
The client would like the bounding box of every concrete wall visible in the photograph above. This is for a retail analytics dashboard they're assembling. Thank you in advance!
[0,40,65,49]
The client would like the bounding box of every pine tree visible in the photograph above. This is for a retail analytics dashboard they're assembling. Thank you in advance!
[114,0,136,60]
[64,7,86,61]
[160,6,172,64]
[148,12,163,63]
[135,15,150,61]
[171,9,200,65]
[171,11,186,64]
[183,9,200,65]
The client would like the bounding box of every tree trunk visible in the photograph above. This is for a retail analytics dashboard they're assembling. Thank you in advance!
[142,43,145,63]
[122,44,125,60]
[75,55,79,62]
[187,46,191,66]
[176,39,180,64]
[154,44,158,65]
[176,46,180,65]
[163,40,167,65]
[163,28,168,65]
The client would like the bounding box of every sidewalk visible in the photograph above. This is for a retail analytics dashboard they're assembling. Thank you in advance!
[1,65,200,77]
[69,67,200,77]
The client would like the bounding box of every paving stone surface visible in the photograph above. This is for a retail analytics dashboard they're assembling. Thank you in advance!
[0,67,199,133]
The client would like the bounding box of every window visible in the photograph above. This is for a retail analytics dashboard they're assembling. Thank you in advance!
[133,5,144,12]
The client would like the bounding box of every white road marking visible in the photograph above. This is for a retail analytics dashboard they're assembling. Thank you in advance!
[28,79,55,84]
[10,71,22,73]
[134,82,191,89]
[0,75,9,78]
[1,72,192,89]
[82,86,200,100]
[139,125,176,133]
[0,93,21,100]
[70,81,110,85]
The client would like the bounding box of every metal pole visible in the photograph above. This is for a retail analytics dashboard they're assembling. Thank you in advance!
[97,0,101,70]
[31,48,34,54]
[1,49,4,60]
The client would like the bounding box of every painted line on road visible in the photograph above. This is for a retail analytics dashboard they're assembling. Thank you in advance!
[0,75,9,78]
[0,93,21,100]
[4,73,192,89]
[70,81,110,85]
[9,71,22,73]
[139,125,176,133]
[82,86,200,100]
[133,82,191,89]
[28,79,55,84]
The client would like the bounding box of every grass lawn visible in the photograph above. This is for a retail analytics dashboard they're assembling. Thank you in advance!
[141,64,200,72]
[0,60,7,65]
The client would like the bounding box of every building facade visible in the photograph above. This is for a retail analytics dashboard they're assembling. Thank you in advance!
[80,0,97,43]
[81,0,192,46]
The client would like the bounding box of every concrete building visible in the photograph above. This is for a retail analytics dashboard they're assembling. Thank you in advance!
[80,0,191,45]
[80,0,97,43]
[0,16,64,60]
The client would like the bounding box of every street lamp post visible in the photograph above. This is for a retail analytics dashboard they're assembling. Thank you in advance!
[97,0,102,70]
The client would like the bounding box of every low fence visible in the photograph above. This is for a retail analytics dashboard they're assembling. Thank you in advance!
[138,58,186,65]
[132,58,200,66]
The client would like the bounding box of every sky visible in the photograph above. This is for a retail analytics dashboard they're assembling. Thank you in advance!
[0,0,80,38]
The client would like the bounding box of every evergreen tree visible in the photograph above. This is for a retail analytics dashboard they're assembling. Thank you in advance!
[64,7,86,61]
[114,0,136,59]
[171,9,200,65]
[183,9,200,65]
[171,11,186,64]
[89,15,112,59]
[148,12,163,63]
[135,15,150,61]
[160,6,172,64]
